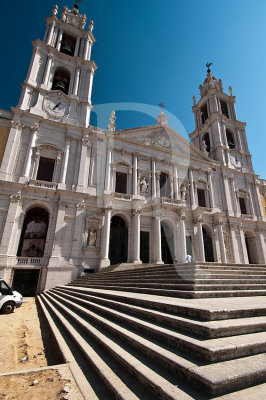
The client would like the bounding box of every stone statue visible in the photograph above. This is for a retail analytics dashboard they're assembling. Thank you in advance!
[181,185,187,200]
[52,5,58,16]
[140,176,149,194]
[88,228,97,247]
[202,139,207,152]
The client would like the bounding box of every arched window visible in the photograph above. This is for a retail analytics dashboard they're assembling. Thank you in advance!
[220,100,229,118]
[160,173,170,198]
[60,33,76,57]
[17,207,49,257]
[226,130,235,149]
[203,133,210,152]
[52,67,70,94]
[200,104,208,124]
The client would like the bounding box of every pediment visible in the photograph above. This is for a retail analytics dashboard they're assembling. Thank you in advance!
[116,125,212,163]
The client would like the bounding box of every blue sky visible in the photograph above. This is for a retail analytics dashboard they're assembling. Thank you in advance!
[0,0,265,178]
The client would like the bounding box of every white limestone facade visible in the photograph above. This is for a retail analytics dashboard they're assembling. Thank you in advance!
[0,4,265,294]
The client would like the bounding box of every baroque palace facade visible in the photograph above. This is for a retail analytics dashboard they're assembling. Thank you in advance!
[0,4,265,295]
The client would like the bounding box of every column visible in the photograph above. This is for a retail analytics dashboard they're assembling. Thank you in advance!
[60,138,71,184]
[99,208,112,268]
[178,212,187,262]
[156,172,160,198]
[133,154,138,195]
[105,146,112,191]
[46,22,55,46]
[170,175,174,199]
[223,174,233,216]
[83,38,90,60]
[153,216,163,264]
[32,149,40,180]
[52,152,62,183]
[174,166,178,200]
[49,202,66,265]
[230,176,239,216]
[0,120,24,180]
[77,135,90,190]
[216,220,227,263]
[239,226,249,264]
[21,124,39,180]
[189,169,195,206]
[73,140,82,187]
[133,210,141,263]
[71,203,86,265]
[0,194,23,264]
[152,160,156,198]
[247,187,255,216]
[256,229,266,264]
[229,224,239,263]
[56,30,63,50]
[207,169,214,208]
[73,68,80,96]
[42,53,54,86]
[196,217,205,261]
[74,37,81,57]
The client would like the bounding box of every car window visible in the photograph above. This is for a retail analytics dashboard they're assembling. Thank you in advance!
[0,281,10,295]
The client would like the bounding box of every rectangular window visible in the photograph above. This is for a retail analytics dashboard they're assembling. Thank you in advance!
[197,188,206,207]
[115,172,127,194]
[239,197,247,214]
[36,157,55,182]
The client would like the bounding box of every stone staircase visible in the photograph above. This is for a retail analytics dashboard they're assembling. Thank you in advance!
[37,262,266,399]
[70,262,266,298]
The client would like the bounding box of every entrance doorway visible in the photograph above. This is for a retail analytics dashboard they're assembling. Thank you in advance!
[161,221,174,264]
[12,269,40,296]
[140,231,149,263]
[202,227,214,262]
[109,216,128,265]
[245,231,258,264]
[17,207,49,257]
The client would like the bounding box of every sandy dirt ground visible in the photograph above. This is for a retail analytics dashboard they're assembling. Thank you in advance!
[0,297,84,400]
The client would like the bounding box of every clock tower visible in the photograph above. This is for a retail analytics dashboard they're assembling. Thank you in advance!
[18,2,97,127]
[190,68,253,174]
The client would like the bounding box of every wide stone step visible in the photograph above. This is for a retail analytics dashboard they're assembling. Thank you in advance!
[41,292,195,399]
[77,278,266,285]
[55,287,266,339]
[70,281,266,291]
[50,288,266,362]
[59,285,266,320]
[42,290,266,396]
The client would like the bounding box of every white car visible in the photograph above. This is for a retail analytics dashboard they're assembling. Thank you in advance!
[0,279,23,314]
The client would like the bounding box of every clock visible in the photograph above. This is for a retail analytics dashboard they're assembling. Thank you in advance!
[230,152,242,168]
[44,92,70,119]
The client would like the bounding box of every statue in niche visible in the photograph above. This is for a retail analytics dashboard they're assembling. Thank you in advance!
[87,228,97,247]
[140,176,149,194]
[181,185,187,200]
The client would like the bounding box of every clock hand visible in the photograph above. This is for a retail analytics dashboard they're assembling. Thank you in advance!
[53,102,61,110]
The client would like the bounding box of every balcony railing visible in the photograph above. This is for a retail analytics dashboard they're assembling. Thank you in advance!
[17,257,42,265]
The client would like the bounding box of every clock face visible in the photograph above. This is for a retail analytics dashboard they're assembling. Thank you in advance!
[230,153,242,168]
[44,92,70,119]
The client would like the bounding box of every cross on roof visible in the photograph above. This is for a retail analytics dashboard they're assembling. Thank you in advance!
[158,102,166,111]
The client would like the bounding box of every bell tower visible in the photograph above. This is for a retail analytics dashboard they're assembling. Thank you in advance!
[190,65,253,173]
[17,2,97,127]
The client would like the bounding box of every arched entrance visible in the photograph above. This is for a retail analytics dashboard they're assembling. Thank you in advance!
[202,227,214,262]
[245,230,259,264]
[17,207,49,257]
[109,216,128,265]
[161,221,174,264]
[15,207,49,296]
